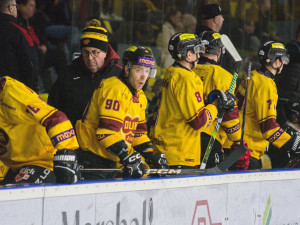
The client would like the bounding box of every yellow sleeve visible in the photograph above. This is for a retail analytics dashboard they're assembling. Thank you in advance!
[252,76,291,148]
[1,77,78,150]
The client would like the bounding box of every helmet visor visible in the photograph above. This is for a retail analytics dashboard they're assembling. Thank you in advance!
[281,55,290,65]
[193,43,205,54]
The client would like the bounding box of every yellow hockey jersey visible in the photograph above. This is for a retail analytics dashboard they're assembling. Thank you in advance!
[150,64,218,167]
[0,76,79,172]
[76,76,150,162]
[193,63,241,144]
[236,70,291,159]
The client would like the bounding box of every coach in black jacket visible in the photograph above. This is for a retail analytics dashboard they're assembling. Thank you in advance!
[48,19,122,126]
[0,0,38,90]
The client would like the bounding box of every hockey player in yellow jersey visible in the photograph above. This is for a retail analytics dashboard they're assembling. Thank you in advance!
[76,46,168,179]
[0,76,80,184]
[193,31,243,168]
[150,32,236,168]
[236,41,300,169]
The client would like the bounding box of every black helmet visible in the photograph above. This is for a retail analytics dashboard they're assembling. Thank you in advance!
[258,41,290,66]
[168,32,205,60]
[199,31,225,56]
[123,46,156,78]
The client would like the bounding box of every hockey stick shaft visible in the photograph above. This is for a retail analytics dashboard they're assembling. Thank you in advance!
[241,61,252,143]
[200,72,239,169]
[80,168,210,175]
[216,61,252,171]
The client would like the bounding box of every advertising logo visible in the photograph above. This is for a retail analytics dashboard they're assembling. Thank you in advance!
[263,195,272,225]
[191,200,222,225]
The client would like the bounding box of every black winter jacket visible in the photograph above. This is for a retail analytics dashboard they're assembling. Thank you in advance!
[48,44,123,126]
[0,13,39,90]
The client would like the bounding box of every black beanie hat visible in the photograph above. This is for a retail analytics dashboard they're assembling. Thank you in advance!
[80,19,108,52]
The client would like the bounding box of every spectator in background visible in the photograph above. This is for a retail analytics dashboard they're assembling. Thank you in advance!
[196,3,224,34]
[156,8,182,68]
[182,13,197,33]
[48,19,122,127]
[17,0,47,92]
[0,0,39,91]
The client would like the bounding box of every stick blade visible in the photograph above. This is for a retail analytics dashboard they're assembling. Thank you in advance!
[217,144,248,171]
[221,34,242,62]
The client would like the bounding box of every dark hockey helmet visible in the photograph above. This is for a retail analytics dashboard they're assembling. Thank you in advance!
[168,32,205,60]
[199,31,225,56]
[123,46,156,77]
[258,41,290,66]
[284,98,300,122]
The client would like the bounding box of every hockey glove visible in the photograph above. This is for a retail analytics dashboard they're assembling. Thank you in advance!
[281,133,300,156]
[146,153,169,169]
[207,90,235,116]
[229,142,251,170]
[121,152,146,178]
[53,149,80,184]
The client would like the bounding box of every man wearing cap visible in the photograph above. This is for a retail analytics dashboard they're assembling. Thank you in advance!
[48,19,122,127]
[196,3,224,34]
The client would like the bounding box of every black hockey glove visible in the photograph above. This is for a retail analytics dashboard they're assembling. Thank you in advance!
[281,133,300,156]
[207,90,235,116]
[146,153,169,169]
[53,149,80,184]
[121,152,146,178]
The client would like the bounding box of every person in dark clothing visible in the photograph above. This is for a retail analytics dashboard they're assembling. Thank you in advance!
[0,0,39,90]
[17,0,48,92]
[47,19,122,127]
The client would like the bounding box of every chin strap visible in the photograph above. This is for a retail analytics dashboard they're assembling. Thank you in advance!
[184,58,198,69]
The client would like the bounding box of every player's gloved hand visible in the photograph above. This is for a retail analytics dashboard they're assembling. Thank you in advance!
[146,153,169,169]
[229,141,251,170]
[207,90,235,115]
[121,152,146,178]
[53,149,80,184]
[281,133,300,156]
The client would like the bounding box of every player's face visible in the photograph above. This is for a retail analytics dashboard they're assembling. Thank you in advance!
[82,47,107,73]
[127,65,150,89]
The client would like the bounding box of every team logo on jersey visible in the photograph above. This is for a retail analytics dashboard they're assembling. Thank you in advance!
[51,128,76,146]
[223,123,240,134]
[122,116,139,144]
[267,128,284,143]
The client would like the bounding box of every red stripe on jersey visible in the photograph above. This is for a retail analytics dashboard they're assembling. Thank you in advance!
[42,110,68,131]
[188,109,208,130]
[9,21,34,47]
[136,122,147,133]
[223,107,239,122]
[99,118,123,131]
[259,118,280,133]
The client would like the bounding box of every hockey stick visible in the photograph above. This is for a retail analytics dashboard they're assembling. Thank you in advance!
[216,61,252,171]
[80,168,209,176]
[221,34,242,62]
[199,72,239,169]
